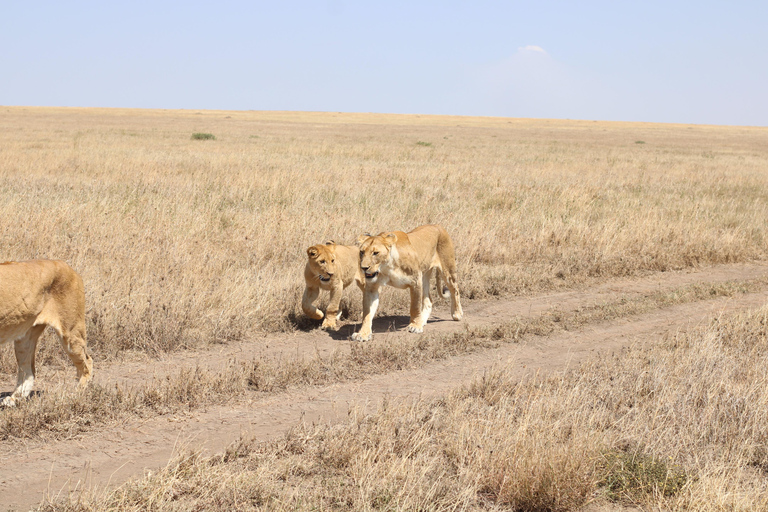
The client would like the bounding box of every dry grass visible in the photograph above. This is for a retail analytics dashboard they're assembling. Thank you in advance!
[1,107,767,360]
[42,304,768,511]
[1,278,758,442]
[2,107,768,509]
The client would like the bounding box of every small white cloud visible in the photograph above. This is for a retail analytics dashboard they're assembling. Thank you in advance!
[518,45,547,54]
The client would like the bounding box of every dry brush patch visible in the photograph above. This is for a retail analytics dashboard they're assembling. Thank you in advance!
[42,304,768,511]
[1,107,767,361]
[0,278,760,444]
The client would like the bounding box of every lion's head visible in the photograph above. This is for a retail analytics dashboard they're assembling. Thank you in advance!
[357,233,397,281]
[306,241,338,282]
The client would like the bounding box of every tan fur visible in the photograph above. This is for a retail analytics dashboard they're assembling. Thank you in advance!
[0,260,93,406]
[352,225,463,342]
[302,242,365,330]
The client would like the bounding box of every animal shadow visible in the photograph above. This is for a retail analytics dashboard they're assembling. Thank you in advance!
[327,314,449,341]
[286,311,319,332]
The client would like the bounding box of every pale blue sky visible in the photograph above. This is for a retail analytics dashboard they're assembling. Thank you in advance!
[2,1,766,125]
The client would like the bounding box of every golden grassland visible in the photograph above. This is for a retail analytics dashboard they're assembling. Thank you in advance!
[43,305,768,511]
[1,106,767,361]
[2,107,768,510]
[2,278,758,442]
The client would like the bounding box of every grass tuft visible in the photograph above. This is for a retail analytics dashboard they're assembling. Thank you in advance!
[600,447,689,502]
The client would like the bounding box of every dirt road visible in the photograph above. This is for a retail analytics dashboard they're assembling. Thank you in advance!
[1,262,767,511]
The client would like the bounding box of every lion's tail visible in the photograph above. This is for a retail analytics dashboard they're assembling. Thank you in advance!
[436,270,450,299]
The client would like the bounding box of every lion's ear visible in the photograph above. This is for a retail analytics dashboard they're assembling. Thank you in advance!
[307,246,319,258]
[357,234,371,246]
[384,233,398,244]
[324,240,335,246]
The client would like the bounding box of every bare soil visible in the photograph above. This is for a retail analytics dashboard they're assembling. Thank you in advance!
[1,262,767,511]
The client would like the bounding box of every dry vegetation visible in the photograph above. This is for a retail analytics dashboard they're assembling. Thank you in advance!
[0,280,752,441]
[2,107,768,510]
[0,278,760,442]
[43,304,768,511]
[1,107,767,362]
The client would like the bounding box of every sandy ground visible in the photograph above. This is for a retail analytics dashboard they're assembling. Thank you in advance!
[1,262,767,511]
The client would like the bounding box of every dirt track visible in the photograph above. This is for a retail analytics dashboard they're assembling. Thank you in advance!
[1,262,767,511]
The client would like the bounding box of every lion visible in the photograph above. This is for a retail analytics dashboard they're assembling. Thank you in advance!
[302,241,365,330]
[0,260,93,406]
[351,224,463,342]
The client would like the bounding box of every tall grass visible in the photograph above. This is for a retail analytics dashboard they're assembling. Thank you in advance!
[44,304,768,511]
[1,107,767,359]
[3,278,757,442]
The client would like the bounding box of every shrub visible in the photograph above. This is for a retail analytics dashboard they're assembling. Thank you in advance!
[600,448,688,502]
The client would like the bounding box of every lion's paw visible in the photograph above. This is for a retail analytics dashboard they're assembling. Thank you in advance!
[351,332,371,342]
[406,324,424,334]
[0,396,17,408]
[320,319,338,330]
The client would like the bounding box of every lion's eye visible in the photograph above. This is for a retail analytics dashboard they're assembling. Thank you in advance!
[359,251,364,257]
[319,260,325,264]
[331,259,335,263]
[373,251,379,256]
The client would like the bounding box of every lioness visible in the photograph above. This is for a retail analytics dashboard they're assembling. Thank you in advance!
[0,260,93,406]
[352,224,463,342]
[302,241,365,330]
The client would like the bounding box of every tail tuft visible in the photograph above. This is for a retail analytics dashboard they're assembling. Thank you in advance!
[436,272,450,299]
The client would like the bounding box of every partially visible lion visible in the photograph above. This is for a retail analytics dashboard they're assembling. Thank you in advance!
[351,224,463,342]
[302,241,365,330]
[0,260,93,406]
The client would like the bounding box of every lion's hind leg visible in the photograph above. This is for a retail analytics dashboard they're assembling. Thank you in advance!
[57,320,93,387]
[406,273,427,334]
[441,268,463,322]
[435,270,450,299]
[435,229,463,321]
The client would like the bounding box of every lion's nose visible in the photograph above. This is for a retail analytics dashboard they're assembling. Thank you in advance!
[361,265,369,271]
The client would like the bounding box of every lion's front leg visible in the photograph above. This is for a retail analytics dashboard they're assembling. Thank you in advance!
[321,283,344,330]
[420,271,433,324]
[301,285,324,321]
[2,327,44,407]
[407,273,425,333]
[352,286,379,341]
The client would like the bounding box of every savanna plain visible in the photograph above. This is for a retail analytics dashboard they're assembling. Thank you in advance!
[1,106,768,511]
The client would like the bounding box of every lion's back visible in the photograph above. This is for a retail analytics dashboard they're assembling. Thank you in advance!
[402,225,456,270]
[334,244,364,284]
[0,260,84,333]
